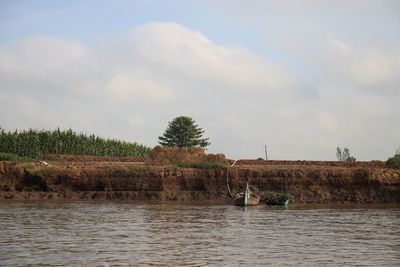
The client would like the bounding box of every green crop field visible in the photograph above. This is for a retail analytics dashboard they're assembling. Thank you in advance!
[0,128,151,159]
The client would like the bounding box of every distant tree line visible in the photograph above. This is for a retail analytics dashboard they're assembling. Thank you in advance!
[0,128,151,159]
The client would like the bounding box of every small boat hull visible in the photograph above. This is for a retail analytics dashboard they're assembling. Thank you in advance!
[233,182,260,206]
[234,193,260,206]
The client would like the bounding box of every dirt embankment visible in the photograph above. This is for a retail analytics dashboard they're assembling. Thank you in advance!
[1,147,399,203]
[0,159,399,203]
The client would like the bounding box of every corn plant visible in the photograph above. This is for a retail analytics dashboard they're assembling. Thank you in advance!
[0,127,151,159]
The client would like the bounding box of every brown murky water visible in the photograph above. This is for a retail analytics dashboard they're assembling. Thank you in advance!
[0,202,399,266]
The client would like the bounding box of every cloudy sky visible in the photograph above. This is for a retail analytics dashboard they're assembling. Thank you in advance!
[0,0,399,160]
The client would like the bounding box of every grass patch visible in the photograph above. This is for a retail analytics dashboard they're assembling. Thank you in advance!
[0,152,36,162]
[174,162,228,169]
[24,165,59,178]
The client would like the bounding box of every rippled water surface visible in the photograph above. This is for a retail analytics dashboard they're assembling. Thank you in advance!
[0,202,399,266]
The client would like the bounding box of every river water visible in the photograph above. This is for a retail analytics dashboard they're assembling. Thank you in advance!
[0,202,399,266]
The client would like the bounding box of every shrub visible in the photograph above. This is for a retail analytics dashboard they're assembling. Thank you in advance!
[386,155,400,169]
[265,191,294,205]
[336,147,356,162]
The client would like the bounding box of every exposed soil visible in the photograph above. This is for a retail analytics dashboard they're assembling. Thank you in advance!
[0,160,399,203]
[1,148,399,203]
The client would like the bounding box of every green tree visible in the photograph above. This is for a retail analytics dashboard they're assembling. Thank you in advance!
[158,116,210,148]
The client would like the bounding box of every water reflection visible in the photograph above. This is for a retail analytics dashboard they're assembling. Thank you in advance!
[0,202,399,266]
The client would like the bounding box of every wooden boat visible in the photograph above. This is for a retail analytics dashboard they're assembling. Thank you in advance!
[233,182,260,206]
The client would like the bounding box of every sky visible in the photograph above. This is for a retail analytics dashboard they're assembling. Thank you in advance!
[0,0,399,160]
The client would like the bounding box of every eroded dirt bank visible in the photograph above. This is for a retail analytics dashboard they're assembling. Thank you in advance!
[1,159,399,203]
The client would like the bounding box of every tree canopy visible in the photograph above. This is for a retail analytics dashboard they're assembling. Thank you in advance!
[158,116,210,148]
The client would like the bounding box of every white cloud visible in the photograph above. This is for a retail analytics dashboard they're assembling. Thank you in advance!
[327,38,400,91]
[327,38,351,55]
[128,22,293,92]
[0,21,399,160]
[0,36,90,81]
[106,72,175,102]
[128,116,144,127]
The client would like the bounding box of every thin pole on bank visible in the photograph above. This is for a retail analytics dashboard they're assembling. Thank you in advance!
[265,145,268,161]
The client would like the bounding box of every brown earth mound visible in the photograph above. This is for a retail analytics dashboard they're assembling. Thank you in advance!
[145,146,227,165]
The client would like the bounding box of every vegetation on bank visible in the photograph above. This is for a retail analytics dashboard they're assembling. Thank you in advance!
[23,163,59,178]
[0,128,151,159]
[0,152,35,162]
[386,155,400,169]
[265,191,294,205]
[386,148,400,169]
[336,147,356,162]
[175,162,228,169]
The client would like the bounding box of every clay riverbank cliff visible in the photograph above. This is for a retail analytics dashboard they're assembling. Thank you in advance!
[1,147,399,203]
